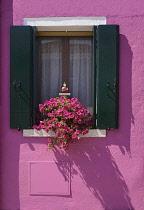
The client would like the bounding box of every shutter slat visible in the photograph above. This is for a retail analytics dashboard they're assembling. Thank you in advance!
[96,25,119,129]
[10,26,35,129]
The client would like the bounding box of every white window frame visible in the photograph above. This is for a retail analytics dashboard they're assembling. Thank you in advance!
[23,17,106,137]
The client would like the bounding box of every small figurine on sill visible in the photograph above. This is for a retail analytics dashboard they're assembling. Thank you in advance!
[59,82,71,96]
[61,82,69,93]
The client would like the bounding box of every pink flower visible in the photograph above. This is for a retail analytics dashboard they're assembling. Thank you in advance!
[75,130,80,135]
[33,125,38,129]
[82,129,89,135]
[69,129,74,134]
[72,134,77,139]
[78,119,82,124]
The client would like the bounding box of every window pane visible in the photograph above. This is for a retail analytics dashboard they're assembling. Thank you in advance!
[69,38,93,113]
[37,38,62,103]
[37,36,93,115]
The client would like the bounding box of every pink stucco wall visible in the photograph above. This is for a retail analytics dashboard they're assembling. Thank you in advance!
[1,0,144,209]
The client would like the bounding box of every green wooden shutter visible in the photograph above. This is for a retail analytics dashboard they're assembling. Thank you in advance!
[95,25,119,129]
[10,26,36,129]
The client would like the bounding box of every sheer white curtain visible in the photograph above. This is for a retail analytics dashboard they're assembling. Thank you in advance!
[38,38,62,103]
[38,37,92,113]
[69,38,92,111]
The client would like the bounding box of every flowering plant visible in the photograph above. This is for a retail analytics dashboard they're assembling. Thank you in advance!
[33,96,93,150]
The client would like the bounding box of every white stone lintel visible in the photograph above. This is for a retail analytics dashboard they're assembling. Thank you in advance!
[23,17,106,28]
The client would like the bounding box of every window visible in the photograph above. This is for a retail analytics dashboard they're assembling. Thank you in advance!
[37,35,93,114]
[10,24,119,131]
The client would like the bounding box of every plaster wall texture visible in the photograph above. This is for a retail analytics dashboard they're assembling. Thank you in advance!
[1,0,144,209]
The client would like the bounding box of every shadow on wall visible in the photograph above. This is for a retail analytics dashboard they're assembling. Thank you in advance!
[53,145,134,210]
[52,34,134,209]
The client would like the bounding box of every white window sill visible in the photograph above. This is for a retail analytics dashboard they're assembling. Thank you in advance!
[23,129,106,137]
